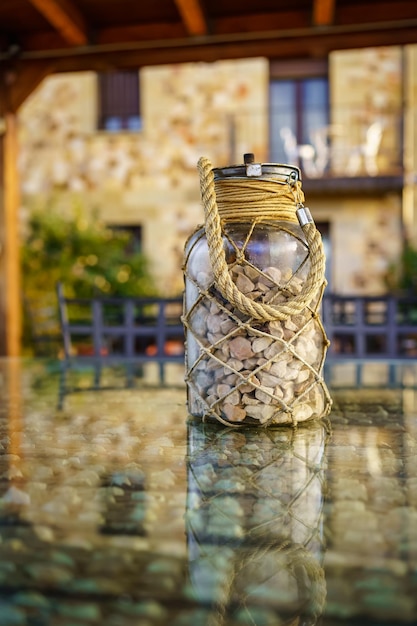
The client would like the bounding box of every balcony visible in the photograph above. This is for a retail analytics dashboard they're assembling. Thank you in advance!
[228,106,405,194]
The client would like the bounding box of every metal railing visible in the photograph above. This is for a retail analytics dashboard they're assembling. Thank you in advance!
[54,281,417,410]
[227,106,404,180]
[57,283,184,384]
[323,294,417,359]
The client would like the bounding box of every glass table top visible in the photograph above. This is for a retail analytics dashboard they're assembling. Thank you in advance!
[1,358,417,626]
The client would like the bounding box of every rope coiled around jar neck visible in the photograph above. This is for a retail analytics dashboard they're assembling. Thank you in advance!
[198,156,326,322]
[214,175,304,223]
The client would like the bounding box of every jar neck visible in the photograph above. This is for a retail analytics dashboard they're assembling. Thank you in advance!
[213,177,304,224]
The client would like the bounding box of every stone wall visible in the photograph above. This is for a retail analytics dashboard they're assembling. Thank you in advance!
[17,49,413,296]
[329,47,403,177]
[310,194,402,294]
[325,46,404,294]
[18,59,268,296]
[403,46,417,244]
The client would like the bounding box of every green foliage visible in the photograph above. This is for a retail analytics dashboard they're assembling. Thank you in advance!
[21,207,156,353]
[385,241,417,294]
[21,208,155,300]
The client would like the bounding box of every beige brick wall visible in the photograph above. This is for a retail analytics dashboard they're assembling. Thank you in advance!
[310,194,402,294]
[18,49,413,296]
[18,59,268,296]
[325,46,404,294]
[403,46,417,244]
[329,47,403,177]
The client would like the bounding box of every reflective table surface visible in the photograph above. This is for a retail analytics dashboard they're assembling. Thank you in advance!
[1,358,417,626]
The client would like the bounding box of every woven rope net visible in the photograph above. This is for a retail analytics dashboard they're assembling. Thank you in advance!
[183,157,332,427]
[186,421,329,625]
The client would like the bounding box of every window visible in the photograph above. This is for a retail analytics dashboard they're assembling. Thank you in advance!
[97,71,141,132]
[109,225,142,254]
[269,76,329,173]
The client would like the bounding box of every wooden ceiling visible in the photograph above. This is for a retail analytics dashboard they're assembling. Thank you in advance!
[1,0,417,109]
[1,0,417,71]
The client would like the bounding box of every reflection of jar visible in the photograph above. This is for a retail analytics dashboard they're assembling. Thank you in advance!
[183,155,332,427]
[186,420,329,625]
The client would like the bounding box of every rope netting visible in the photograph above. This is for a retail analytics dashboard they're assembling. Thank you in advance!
[186,421,329,624]
[183,157,332,426]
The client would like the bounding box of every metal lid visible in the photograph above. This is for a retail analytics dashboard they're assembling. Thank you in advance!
[213,153,301,185]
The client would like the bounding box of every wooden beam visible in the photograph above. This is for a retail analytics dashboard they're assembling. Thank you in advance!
[215,10,310,33]
[7,61,54,112]
[0,113,5,355]
[14,3,417,54]
[0,112,21,356]
[313,0,336,26]
[173,0,208,36]
[0,60,54,357]
[97,22,188,46]
[29,23,417,74]
[27,0,88,46]
[21,21,187,51]
[338,1,414,24]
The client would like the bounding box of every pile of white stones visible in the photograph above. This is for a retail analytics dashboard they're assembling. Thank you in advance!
[187,264,327,425]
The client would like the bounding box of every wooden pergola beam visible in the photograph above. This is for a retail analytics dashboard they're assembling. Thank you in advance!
[0,59,54,356]
[0,112,21,357]
[173,0,208,36]
[27,0,88,46]
[20,22,417,74]
[7,61,55,113]
[313,0,336,26]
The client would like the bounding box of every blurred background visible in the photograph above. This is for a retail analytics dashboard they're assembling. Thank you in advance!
[1,0,417,357]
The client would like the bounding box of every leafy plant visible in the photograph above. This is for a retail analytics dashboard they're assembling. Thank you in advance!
[21,206,156,352]
[385,241,417,294]
[22,208,155,299]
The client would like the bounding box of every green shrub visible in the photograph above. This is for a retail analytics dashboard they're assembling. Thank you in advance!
[21,207,155,352]
[385,241,417,294]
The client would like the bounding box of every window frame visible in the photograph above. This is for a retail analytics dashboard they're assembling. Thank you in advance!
[269,59,329,165]
[97,70,142,132]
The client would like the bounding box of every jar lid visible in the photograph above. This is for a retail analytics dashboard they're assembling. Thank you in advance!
[213,153,301,184]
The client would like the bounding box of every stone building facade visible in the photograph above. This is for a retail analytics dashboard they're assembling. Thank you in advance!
[17,46,417,296]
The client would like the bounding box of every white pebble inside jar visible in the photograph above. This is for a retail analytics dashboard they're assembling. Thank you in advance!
[185,254,327,426]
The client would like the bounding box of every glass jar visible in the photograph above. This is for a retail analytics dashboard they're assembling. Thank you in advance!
[185,420,328,623]
[183,155,332,427]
